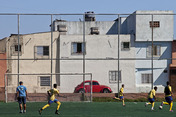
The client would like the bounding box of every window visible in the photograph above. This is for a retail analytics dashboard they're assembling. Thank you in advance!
[121,42,130,50]
[93,82,99,85]
[40,76,50,86]
[34,46,49,59]
[84,82,90,85]
[170,69,176,75]
[37,46,49,56]
[141,74,152,84]
[11,44,22,56]
[15,45,21,52]
[147,45,161,57]
[150,21,160,28]
[71,42,85,54]
[109,71,121,83]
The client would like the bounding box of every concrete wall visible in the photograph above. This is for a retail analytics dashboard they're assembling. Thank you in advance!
[5,33,136,93]
[135,41,172,92]
[135,11,174,41]
[59,35,136,93]
[53,21,118,35]
[6,32,60,93]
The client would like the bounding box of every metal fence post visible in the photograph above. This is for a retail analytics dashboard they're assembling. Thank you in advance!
[17,14,20,86]
[4,74,7,103]
[51,14,53,89]
[151,14,154,89]
[117,14,120,95]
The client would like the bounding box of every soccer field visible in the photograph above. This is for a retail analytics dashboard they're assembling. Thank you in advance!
[0,102,175,117]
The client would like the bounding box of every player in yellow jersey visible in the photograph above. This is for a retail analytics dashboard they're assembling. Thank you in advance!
[160,81,173,112]
[145,86,157,110]
[39,84,61,115]
[113,84,125,106]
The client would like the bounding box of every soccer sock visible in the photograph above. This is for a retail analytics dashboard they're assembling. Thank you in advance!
[115,97,120,100]
[42,104,50,110]
[152,102,155,108]
[56,102,61,111]
[169,102,173,111]
[122,100,125,105]
[147,102,151,105]
[163,102,169,105]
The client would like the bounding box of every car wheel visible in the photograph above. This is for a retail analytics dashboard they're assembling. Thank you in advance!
[103,89,110,93]
[79,89,85,93]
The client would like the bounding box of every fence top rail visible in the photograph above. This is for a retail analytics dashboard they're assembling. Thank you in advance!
[0,13,176,16]
[5,73,92,76]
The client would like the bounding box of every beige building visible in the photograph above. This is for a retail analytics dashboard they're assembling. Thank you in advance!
[4,31,136,93]
[5,32,59,93]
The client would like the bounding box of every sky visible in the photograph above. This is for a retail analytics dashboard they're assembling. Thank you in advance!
[0,0,176,39]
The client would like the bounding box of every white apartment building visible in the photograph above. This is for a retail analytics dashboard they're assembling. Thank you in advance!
[2,10,174,93]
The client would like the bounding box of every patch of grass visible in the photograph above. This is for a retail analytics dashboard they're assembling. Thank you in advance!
[0,102,175,117]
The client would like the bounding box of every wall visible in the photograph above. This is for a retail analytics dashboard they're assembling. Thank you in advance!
[135,41,172,92]
[5,33,136,93]
[53,21,118,35]
[171,40,176,65]
[6,32,60,93]
[59,35,136,93]
[135,11,173,41]
[0,53,6,87]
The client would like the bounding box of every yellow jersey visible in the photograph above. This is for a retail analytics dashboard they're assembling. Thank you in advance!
[165,85,172,97]
[148,89,155,99]
[48,88,59,101]
[119,87,124,97]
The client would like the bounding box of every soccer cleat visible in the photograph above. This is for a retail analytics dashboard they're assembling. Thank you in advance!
[23,110,26,113]
[151,108,154,111]
[123,104,126,107]
[19,110,23,113]
[38,109,42,115]
[55,111,60,115]
[161,101,163,106]
[169,110,173,112]
[145,103,147,107]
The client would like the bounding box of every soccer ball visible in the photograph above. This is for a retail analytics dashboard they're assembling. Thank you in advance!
[159,106,163,109]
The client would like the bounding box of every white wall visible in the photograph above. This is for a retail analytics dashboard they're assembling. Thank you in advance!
[135,11,174,41]
[53,21,118,35]
[135,41,172,92]
[59,35,136,93]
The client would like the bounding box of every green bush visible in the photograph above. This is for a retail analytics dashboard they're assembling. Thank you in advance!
[92,97,176,102]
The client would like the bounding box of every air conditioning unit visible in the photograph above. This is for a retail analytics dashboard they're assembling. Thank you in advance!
[90,27,99,35]
[57,25,67,32]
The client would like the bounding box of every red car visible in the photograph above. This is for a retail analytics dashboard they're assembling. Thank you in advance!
[74,80,112,93]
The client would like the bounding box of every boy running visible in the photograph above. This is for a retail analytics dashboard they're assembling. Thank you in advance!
[145,86,157,110]
[39,84,61,115]
[113,84,125,106]
[160,81,173,112]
